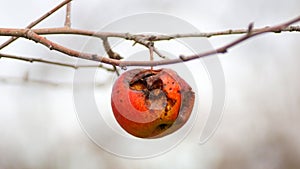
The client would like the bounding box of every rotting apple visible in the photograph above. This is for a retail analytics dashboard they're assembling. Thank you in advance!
[111,68,195,138]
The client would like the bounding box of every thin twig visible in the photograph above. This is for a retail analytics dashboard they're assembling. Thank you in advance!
[0,75,107,87]
[180,16,300,61]
[149,42,154,70]
[102,37,122,59]
[129,35,166,58]
[0,75,60,87]
[152,47,166,59]
[0,0,72,49]
[101,37,121,75]
[0,53,115,71]
[64,1,72,27]
[149,42,154,62]
[146,26,300,40]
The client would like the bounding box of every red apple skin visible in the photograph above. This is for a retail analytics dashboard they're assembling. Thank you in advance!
[111,68,195,138]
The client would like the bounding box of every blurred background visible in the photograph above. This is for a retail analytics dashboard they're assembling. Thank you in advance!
[0,0,300,168]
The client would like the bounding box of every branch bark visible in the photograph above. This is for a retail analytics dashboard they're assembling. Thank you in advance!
[0,16,299,67]
[64,1,72,27]
[0,0,72,49]
[0,53,115,71]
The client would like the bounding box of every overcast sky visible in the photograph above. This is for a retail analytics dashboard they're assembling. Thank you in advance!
[0,0,300,168]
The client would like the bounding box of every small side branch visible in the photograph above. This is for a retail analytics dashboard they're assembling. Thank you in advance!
[178,16,300,62]
[0,0,72,49]
[0,75,107,87]
[0,53,115,71]
[101,37,122,75]
[145,26,300,41]
[64,1,72,27]
[130,35,166,59]
[102,37,122,60]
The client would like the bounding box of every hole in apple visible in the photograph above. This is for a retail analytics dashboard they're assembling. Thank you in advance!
[147,89,167,110]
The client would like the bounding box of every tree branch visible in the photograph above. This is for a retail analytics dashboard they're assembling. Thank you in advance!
[1,25,298,41]
[64,1,72,27]
[102,37,122,60]
[101,37,122,75]
[0,53,115,71]
[0,75,107,87]
[0,0,72,49]
[0,16,299,67]
[147,26,300,40]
